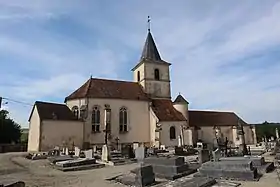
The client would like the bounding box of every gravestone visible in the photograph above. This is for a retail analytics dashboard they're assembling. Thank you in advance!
[93,145,97,153]
[102,145,110,162]
[133,143,139,150]
[65,147,69,155]
[196,160,258,181]
[135,147,145,162]
[175,146,184,155]
[178,135,182,147]
[85,149,93,159]
[160,145,165,150]
[276,128,279,139]
[212,148,221,162]
[62,147,65,155]
[198,149,210,165]
[134,164,155,187]
[74,147,80,157]
[220,156,274,174]
[142,156,196,180]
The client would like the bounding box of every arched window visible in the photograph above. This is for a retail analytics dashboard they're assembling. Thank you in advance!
[72,106,79,119]
[154,68,160,80]
[92,106,100,132]
[137,71,140,82]
[119,107,128,132]
[80,105,87,120]
[170,126,176,140]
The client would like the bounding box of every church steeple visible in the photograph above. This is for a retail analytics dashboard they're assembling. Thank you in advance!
[140,31,162,61]
[132,17,172,99]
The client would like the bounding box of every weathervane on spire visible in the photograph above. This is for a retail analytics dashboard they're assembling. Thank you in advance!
[147,16,151,32]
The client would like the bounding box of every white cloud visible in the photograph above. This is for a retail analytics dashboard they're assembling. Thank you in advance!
[1,0,280,127]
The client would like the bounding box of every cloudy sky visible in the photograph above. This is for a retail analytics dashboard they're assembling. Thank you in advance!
[1,0,280,128]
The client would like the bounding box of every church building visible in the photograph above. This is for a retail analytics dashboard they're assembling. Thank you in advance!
[27,28,257,152]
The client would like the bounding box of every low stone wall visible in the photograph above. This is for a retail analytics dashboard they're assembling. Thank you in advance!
[0,144,27,153]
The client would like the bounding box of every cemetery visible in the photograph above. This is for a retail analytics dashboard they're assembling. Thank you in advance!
[1,134,280,187]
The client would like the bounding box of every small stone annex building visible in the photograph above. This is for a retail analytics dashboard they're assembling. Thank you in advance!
[27,30,257,152]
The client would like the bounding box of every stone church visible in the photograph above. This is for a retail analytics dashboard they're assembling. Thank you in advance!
[27,29,257,152]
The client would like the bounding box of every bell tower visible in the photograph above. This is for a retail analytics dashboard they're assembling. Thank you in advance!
[132,18,171,99]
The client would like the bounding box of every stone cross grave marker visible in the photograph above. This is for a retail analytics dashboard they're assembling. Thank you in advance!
[74,147,80,157]
[85,149,93,159]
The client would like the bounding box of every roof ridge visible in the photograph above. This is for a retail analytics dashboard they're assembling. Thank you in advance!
[188,109,235,113]
[35,101,66,106]
[90,77,136,84]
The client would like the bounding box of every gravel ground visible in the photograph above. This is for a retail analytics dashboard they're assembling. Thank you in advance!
[0,152,137,187]
[0,152,279,187]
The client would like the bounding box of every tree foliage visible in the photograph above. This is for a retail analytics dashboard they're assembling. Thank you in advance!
[0,110,21,144]
[255,121,280,141]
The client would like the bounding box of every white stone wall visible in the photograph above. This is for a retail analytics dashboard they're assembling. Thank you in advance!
[40,120,84,151]
[159,121,185,147]
[66,98,151,145]
[27,106,40,152]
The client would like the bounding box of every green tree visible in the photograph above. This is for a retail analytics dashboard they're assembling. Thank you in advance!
[0,110,21,144]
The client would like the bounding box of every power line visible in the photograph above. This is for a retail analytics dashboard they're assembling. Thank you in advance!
[2,97,33,106]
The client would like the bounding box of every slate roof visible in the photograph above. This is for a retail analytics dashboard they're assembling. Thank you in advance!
[151,99,186,122]
[28,101,78,121]
[173,94,189,104]
[188,110,247,127]
[141,31,162,61]
[132,31,170,71]
[65,78,150,102]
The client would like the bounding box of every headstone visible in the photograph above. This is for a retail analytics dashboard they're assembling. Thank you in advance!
[198,149,210,165]
[74,147,80,157]
[276,128,279,139]
[178,135,182,147]
[85,149,93,159]
[212,148,221,162]
[196,160,258,181]
[142,156,195,180]
[197,142,203,149]
[93,145,97,153]
[160,145,165,150]
[133,143,139,150]
[134,165,155,187]
[175,146,184,155]
[102,145,110,162]
[135,147,145,162]
[65,147,69,155]
[62,147,65,154]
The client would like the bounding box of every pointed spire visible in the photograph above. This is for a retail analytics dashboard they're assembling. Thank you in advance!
[140,16,162,61]
[141,31,162,61]
[174,94,189,104]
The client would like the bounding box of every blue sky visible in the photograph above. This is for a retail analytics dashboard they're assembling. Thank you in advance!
[1,0,280,128]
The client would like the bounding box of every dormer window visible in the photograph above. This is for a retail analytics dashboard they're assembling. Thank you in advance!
[154,68,160,80]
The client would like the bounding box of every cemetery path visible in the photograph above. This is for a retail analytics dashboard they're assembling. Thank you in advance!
[0,152,138,187]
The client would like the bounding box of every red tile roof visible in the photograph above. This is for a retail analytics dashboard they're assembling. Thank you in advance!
[65,78,150,102]
[188,110,247,127]
[151,99,186,122]
[29,101,79,121]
